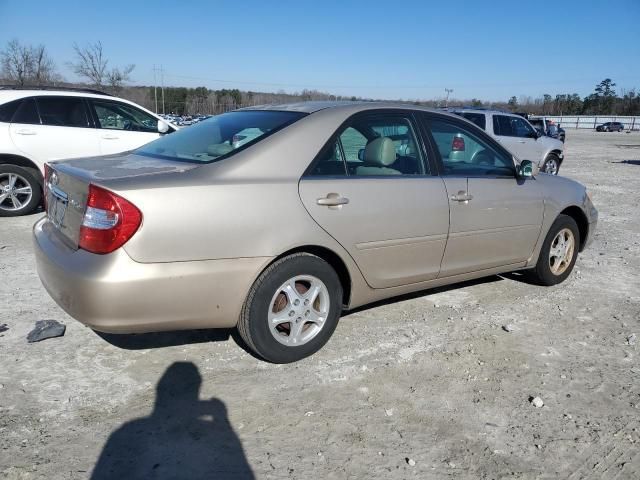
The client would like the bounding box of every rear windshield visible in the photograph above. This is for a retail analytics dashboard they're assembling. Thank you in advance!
[137,110,306,163]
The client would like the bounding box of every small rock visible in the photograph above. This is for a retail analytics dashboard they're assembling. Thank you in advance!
[448,461,456,468]
[385,408,394,417]
[502,324,514,332]
[304,411,314,417]
[27,320,66,343]
[627,334,637,346]
[536,444,542,449]
[0,323,8,334]
[406,458,416,466]
[531,396,544,408]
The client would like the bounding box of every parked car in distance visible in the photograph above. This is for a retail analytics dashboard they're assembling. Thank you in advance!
[452,109,565,175]
[0,86,177,216]
[596,121,624,132]
[528,116,566,143]
[34,102,597,363]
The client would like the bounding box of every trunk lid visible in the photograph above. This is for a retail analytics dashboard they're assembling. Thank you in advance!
[45,153,200,249]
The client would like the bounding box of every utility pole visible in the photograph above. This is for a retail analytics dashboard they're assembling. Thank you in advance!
[153,65,158,114]
[444,88,453,107]
[160,65,165,115]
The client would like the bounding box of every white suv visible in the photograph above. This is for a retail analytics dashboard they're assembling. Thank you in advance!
[0,87,176,216]
[452,109,564,175]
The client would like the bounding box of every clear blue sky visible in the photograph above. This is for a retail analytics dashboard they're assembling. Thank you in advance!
[1,0,638,101]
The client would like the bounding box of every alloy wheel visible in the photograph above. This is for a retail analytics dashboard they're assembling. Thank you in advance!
[0,173,33,212]
[549,228,575,276]
[267,275,330,346]
[544,158,559,175]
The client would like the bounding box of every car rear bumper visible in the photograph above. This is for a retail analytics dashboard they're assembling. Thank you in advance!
[33,218,271,333]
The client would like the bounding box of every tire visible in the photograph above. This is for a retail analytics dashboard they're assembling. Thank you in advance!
[528,214,580,286]
[238,253,343,363]
[0,164,42,217]
[541,154,560,175]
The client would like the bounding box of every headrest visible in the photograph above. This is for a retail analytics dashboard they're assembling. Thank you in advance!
[364,137,396,166]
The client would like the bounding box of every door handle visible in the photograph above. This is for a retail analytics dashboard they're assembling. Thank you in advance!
[317,193,349,207]
[518,140,526,143]
[15,129,36,135]
[101,134,119,140]
[450,191,473,203]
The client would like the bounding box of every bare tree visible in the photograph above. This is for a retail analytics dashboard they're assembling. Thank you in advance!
[70,41,135,89]
[106,64,135,90]
[1,39,58,86]
[70,41,107,86]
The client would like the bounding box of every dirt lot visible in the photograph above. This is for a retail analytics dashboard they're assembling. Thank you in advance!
[1,129,639,479]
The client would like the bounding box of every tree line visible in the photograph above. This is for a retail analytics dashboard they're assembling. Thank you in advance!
[2,39,639,116]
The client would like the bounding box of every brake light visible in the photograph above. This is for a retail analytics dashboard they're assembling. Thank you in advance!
[43,164,52,212]
[452,136,465,151]
[78,184,142,254]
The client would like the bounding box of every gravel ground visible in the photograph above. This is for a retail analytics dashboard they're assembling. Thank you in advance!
[1,129,639,479]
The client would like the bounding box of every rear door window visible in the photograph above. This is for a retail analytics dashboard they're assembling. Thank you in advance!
[493,115,514,136]
[309,114,427,177]
[11,98,40,125]
[459,112,486,130]
[36,97,91,128]
[0,99,21,123]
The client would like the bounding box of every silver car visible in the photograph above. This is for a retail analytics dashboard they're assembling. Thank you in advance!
[34,102,597,363]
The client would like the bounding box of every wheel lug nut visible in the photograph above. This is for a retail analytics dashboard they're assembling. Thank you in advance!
[294,299,300,306]
[289,310,295,317]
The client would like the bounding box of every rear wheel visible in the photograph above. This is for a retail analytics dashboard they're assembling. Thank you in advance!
[0,165,42,217]
[541,154,560,175]
[238,253,343,363]
[528,214,580,286]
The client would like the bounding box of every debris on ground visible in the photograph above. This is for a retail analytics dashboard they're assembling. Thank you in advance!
[502,324,514,332]
[405,458,416,466]
[27,320,66,343]
[627,334,637,346]
[530,396,544,408]
[0,323,8,335]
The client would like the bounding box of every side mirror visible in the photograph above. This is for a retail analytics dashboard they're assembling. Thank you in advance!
[517,159,537,178]
[530,129,542,139]
[157,120,170,134]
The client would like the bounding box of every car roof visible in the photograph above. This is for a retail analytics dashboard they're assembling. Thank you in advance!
[239,100,469,121]
[0,88,117,103]
[451,108,516,116]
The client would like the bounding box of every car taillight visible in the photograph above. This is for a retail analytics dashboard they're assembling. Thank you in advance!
[78,184,142,254]
[43,164,52,212]
[452,136,465,151]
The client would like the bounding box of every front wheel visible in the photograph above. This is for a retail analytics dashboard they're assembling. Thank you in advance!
[0,165,42,217]
[541,154,560,175]
[528,214,580,286]
[238,253,343,363]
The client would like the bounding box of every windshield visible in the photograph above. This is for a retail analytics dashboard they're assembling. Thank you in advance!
[137,110,306,163]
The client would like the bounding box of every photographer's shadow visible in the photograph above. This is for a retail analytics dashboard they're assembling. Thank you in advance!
[91,362,254,479]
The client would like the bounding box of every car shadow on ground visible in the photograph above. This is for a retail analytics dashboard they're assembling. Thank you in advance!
[95,328,233,350]
[612,159,640,166]
[90,361,255,480]
[343,275,505,316]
